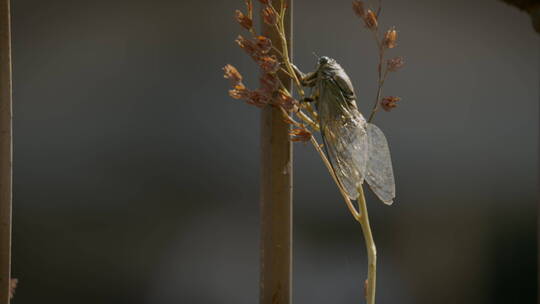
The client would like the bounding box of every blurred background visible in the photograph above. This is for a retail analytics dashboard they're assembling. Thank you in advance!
[10,0,538,303]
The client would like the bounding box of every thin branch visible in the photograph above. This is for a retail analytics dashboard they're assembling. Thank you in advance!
[368,68,388,122]
[309,136,361,221]
[367,30,388,123]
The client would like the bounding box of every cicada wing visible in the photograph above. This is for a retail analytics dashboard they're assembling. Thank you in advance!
[318,80,368,200]
[321,119,368,200]
[365,123,396,205]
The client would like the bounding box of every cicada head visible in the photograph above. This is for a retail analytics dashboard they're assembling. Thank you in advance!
[317,56,336,67]
[316,56,341,78]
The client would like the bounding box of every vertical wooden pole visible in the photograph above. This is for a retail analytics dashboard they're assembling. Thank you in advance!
[0,0,12,303]
[260,1,293,304]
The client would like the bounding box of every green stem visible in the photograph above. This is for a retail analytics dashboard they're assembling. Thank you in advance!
[357,185,377,304]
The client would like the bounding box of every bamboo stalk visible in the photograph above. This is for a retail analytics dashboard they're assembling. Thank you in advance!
[259,1,293,304]
[0,0,12,303]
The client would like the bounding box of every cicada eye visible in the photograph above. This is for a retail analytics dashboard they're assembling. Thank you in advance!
[318,56,330,65]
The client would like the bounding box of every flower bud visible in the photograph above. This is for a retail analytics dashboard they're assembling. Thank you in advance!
[258,55,280,73]
[387,57,404,72]
[235,35,259,59]
[262,6,278,25]
[255,35,272,54]
[223,64,243,86]
[260,73,279,94]
[383,27,398,49]
[364,9,378,29]
[235,10,253,30]
[352,1,365,18]
[381,96,401,111]
[275,91,298,111]
[229,84,250,100]
[247,89,271,108]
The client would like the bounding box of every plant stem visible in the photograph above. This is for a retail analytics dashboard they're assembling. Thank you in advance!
[357,185,377,304]
[368,68,388,123]
[312,136,377,303]
[309,136,360,220]
[273,10,305,99]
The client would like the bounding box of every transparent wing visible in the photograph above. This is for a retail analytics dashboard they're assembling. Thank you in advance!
[318,80,368,200]
[365,123,396,205]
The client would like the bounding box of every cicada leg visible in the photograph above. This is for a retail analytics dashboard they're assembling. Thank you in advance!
[291,64,320,125]
[292,64,317,87]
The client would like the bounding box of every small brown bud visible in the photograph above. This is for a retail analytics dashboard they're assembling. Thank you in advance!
[387,56,404,72]
[364,9,378,29]
[235,10,253,30]
[352,1,366,18]
[235,35,259,59]
[247,89,271,108]
[383,27,398,49]
[223,64,243,86]
[290,128,312,142]
[255,35,272,54]
[258,55,280,73]
[258,0,270,4]
[262,6,278,25]
[275,91,299,111]
[381,96,401,111]
[260,73,279,94]
[229,84,250,100]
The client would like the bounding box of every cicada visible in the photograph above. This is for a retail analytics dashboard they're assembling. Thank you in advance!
[295,56,395,205]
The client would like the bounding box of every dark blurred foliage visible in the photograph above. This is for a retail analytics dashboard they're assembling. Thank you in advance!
[501,0,540,32]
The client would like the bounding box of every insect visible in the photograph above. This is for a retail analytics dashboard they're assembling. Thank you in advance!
[294,56,395,205]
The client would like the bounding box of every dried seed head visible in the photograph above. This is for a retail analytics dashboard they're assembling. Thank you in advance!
[260,73,279,94]
[247,89,271,107]
[255,35,272,54]
[235,10,253,30]
[223,64,243,86]
[275,91,299,111]
[235,35,259,58]
[262,6,278,25]
[387,56,404,72]
[381,96,401,111]
[364,9,378,29]
[383,27,398,49]
[258,55,280,73]
[229,84,250,100]
[290,128,312,142]
[352,0,366,18]
[258,0,270,4]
